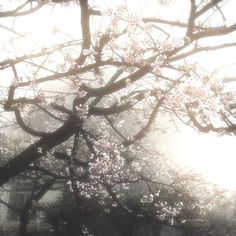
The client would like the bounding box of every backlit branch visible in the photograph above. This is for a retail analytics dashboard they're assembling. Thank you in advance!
[0,0,49,18]
[186,0,196,38]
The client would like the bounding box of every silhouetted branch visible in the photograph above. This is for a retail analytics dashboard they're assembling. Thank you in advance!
[0,0,49,18]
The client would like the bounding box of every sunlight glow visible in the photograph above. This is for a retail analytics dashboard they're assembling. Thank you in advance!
[164,130,236,189]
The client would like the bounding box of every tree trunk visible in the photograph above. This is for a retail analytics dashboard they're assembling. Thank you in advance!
[19,210,29,236]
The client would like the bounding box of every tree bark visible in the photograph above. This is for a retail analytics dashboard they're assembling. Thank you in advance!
[0,116,78,187]
[19,210,29,236]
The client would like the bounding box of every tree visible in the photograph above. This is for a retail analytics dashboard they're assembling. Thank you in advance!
[0,0,236,186]
[1,0,236,235]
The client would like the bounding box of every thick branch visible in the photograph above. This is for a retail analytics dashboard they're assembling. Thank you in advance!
[89,91,151,116]
[80,0,91,49]
[14,108,47,137]
[0,116,79,187]
[81,66,150,98]
[195,0,223,18]
[186,105,236,133]
[76,0,91,64]
[186,0,196,38]
[192,23,236,40]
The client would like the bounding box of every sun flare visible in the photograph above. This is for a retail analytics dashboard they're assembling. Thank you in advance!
[164,130,236,189]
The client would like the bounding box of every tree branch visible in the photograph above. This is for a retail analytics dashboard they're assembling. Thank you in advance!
[14,108,48,137]
[186,0,196,38]
[0,1,49,18]
[195,0,223,18]
[0,115,79,187]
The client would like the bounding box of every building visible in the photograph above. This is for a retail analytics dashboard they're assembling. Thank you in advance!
[0,181,61,233]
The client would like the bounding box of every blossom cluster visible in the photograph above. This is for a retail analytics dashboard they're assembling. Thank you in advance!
[168,74,229,124]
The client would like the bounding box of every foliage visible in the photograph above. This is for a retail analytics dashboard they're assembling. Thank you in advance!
[42,183,235,236]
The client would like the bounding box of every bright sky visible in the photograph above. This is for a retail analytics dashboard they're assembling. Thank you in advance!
[156,128,236,190]
[1,0,236,190]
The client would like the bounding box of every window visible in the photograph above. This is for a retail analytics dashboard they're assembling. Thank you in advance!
[7,191,31,221]
[7,182,35,221]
